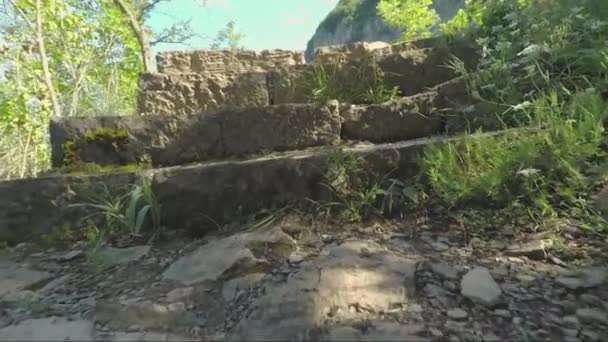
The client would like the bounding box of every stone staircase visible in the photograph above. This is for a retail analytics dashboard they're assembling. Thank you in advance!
[0,38,484,245]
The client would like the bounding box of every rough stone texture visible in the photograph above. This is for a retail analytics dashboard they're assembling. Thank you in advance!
[228,240,418,341]
[140,38,479,116]
[3,133,496,245]
[505,238,553,260]
[163,226,295,285]
[0,172,138,245]
[50,102,340,168]
[95,300,192,330]
[269,64,312,104]
[0,317,95,341]
[341,92,443,143]
[221,103,341,156]
[461,267,502,307]
[156,49,304,74]
[97,246,151,266]
[0,262,52,300]
[138,72,269,116]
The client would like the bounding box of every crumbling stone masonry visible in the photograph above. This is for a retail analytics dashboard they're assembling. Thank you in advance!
[138,39,480,116]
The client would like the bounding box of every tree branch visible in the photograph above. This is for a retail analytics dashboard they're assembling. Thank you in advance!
[113,0,153,72]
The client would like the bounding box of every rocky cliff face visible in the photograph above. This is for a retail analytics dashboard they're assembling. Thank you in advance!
[305,0,465,62]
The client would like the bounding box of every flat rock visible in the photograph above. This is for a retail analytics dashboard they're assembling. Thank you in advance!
[221,273,266,301]
[0,317,94,341]
[162,226,295,285]
[97,245,151,266]
[229,240,418,341]
[447,308,468,320]
[95,300,191,330]
[556,267,607,290]
[324,326,363,341]
[55,250,84,262]
[461,267,502,306]
[576,308,608,325]
[505,238,553,260]
[0,262,52,300]
[106,331,196,341]
[429,262,458,280]
[165,287,194,303]
[363,321,428,341]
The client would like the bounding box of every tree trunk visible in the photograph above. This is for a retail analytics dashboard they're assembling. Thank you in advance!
[113,0,153,73]
[34,0,62,117]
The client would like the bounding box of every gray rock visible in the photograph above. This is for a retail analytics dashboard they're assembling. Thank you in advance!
[429,262,458,280]
[229,240,417,341]
[0,317,94,341]
[580,330,601,342]
[0,262,52,300]
[461,267,502,306]
[447,308,468,320]
[163,227,295,285]
[505,238,553,260]
[107,332,197,341]
[288,251,308,265]
[324,326,362,341]
[165,287,194,303]
[38,274,70,294]
[221,273,266,301]
[55,250,84,262]
[556,267,607,290]
[363,321,428,341]
[576,308,608,325]
[561,315,580,329]
[430,241,449,252]
[95,300,191,330]
[98,246,151,266]
[493,309,511,318]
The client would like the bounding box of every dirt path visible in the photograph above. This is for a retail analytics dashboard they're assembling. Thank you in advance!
[1,216,607,341]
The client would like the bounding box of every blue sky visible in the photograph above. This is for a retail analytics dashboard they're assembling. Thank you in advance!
[148,0,339,55]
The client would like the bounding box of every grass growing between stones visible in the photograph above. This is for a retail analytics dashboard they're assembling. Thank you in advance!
[306,56,400,105]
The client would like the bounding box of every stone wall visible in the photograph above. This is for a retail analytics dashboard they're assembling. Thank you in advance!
[51,77,477,169]
[156,49,304,74]
[0,136,436,244]
[138,39,479,116]
[50,102,342,168]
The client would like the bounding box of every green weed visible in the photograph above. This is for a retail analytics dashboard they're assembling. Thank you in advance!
[69,179,162,241]
[306,56,400,105]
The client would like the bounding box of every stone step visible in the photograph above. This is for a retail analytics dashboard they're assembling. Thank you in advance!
[51,77,474,169]
[0,130,508,245]
[140,39,479,115]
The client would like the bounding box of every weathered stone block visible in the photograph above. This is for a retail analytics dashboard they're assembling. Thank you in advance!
[0,135,438,244]
[50,103,341,168]
[341,92,444,143]
[157,49,303,74]
[269,65,313,104]
[378,44,479,96]
[138,72,270,116]
[49,114,222,168]
[221,103,341,156]
[0,172,139,244]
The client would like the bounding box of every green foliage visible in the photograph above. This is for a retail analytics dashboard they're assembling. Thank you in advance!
[211,21,245,51]
[317,0,379,33]
[0,0,142,180]
[306,57,400,104]
[424,91,607,217]
[69,179,162,241]
[321,148,384,222]
[377,0,439,40]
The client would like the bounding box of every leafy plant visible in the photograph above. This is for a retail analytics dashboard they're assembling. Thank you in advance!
[423,90,607,221]
[70,179,162,241]
[306,56,400,105]
[320,148,384,222]
[377,0,440,41]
